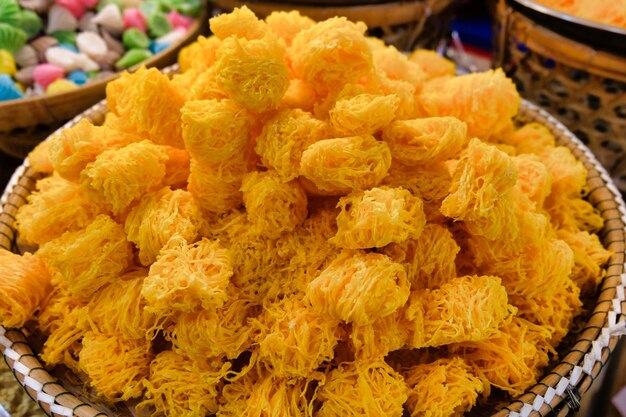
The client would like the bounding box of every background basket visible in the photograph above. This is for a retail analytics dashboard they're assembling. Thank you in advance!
[0,87,625,416]
[0,12,209,161]
[210,0,456,51]
[495,0,626,194]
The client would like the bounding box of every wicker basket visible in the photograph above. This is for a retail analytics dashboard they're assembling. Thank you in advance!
[0,11,209,161]
[0,81,625,416]
[495,0,626,194]
[210,0,456,51]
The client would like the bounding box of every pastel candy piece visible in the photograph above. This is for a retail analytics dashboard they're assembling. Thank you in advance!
[138,1,157,18]
[58,43,78,53]
[123,8,146,31]
[30,35,58,61]
[19,0,51,13]
[78,12,98,32]
[15,81,24,92]
[75,52,99,71]
[0,74,24,101]
[156,27,185,45]
[173,0,201,17]
[114,48,150,68]
[20,10,43,39]
[76,31,107,58]
[56,0,85,19]
[14,65,34,84]
[123,28,149,49]
[147,12,171,38]
[0,0,23,28]
[14,44,38,66]
[47,5,78,33]
[45,45,80,70]
[0,49,17,75]
[0,23,27,54]
[51,30,76,45]
[45,78,77,95]
[67,69,87,84]
[100,28,124,55]
[33,63,64,88]
[92,3,123,32]
[166,10,193,30]
[149,40,168,54]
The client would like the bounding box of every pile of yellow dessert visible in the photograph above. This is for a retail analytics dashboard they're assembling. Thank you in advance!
[0,6,611,417]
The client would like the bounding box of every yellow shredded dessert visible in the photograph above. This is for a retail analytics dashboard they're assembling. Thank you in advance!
[0,8,612,417]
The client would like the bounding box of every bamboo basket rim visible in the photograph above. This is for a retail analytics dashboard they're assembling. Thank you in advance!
[0,10,208,133]
[496,3,626,83]
[211,0,455,28]
[0,79,625,416]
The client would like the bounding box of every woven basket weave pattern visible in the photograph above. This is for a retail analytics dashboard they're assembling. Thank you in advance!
[497,7,626,193]
[0,96,625,417]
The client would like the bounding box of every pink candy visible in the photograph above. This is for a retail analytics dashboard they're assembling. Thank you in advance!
[56,0,85,19]
[167,10,194,30]
[33,64,65,89]
[123,8,147,31]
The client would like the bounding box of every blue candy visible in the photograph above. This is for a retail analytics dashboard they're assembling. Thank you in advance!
[67,70,88,85]
[58,43,79,53]
[0,74,24,101]
[149,40,170,55]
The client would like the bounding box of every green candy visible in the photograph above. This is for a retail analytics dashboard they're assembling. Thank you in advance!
[19,10,42,39]
[0,23,26,54]
[115,48,151,69]
[165,0,202,17]
[123,28,150,50]
[96,0,121,12]
[87,70,99,79]
[147,12,172,38]
[51,30,76,46]
[0,0,22,28]
[139,0,160,16]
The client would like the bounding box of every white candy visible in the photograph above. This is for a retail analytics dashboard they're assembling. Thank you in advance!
[44,47,100,72]
[92,3,124,32]
[76,53,100,72]
[45,46,79,71]
[76,32,108,59]
[156,28,187,45]
[47,5,78,33]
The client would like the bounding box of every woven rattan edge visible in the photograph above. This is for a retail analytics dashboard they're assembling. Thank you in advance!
[492,102,626,417]
[0,95,625,417]
[497,1,626,83]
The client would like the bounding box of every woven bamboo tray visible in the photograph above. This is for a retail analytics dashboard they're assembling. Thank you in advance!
[0,89,625,416]
[0,10,209,161]
[211,0,456,51]
[495,0,626,194]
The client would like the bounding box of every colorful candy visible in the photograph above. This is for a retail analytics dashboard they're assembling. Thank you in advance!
[123,7,146,31]
[0,23,27,54]
[0,73,24,100]
[45,77,77,94]
[47,5,78,33]
[32,63,64,88]
[123,28,149,49]
[0,49,17,75]
[115,47,150,68]
[0,0,198,101]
